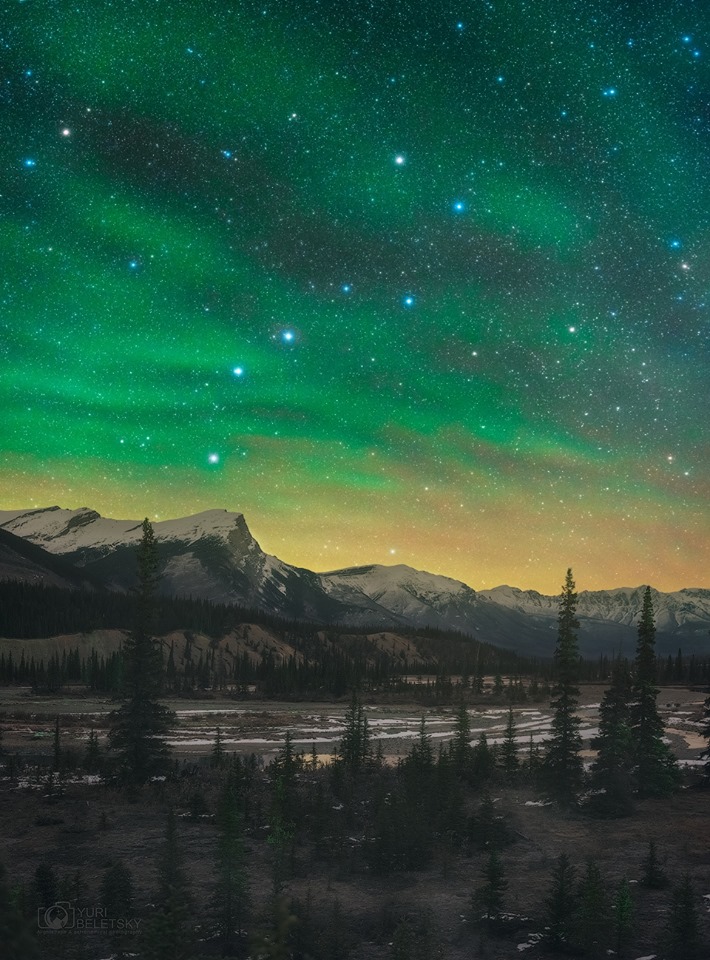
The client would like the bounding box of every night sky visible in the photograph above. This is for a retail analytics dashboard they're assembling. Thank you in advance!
[2,0,709,593]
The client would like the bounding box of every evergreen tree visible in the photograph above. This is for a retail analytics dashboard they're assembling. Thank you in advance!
[666,875,702,960]
[474,850,508,931]
[143,808,195,960]
[588,658,634,816]
[83,728,101,774]
[472,731,496,782]
[211,725,226,768]
[612,879,634,958]
[543,570,583,806]
[640,840,668,890]
[338,693,371,776]
[30,862,58,916]
[629,587,680,797]
[213,774,249,954]
[108,519,174,784]
[575,860,608,957]
[450,702,472,779]
[545,853,577,952]
[499,707,519,778]
[0,862,38,960]
[52,716,61,772]
[100,861,134,919]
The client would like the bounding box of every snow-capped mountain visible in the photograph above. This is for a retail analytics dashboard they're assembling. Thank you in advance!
[478,585,710,635]
[1,506,709,655]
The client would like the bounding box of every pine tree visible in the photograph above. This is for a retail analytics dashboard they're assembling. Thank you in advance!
[213,774,249,954]
[666,875,702,959]
[640,839,668,889]
[588,658,634,816]
[0,862,38,960]
[100,861,134,919]
[450,702,472,779]
[108,519,174,784]
[143,808,195,960]
[211,726,226,768]
[83,728,101,774]
[630,587,680,797]
[499,707,519,778]
[575,859,609,956]
[52,716,61,772]
[543,570,583,806]
[545,853,577,952]
[474,850,508,931]
[612,879,634,958]
[338,693,371,776]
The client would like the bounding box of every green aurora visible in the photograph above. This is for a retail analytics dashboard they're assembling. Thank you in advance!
[1,0,708,592]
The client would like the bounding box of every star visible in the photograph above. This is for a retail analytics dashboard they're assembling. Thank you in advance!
[23,158,36,168]
[452,200,466,213]
[403,295,415,307]
[341,284,352,293]
[282,330,295,342]
[61,128,71,137]
[232,366,244,377]
[208,453,220,464]
[394,154,406,166]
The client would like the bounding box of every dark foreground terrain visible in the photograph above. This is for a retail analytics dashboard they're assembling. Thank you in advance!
[1,692,709,960]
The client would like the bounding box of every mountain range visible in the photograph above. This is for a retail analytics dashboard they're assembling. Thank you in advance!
[1,505,709,657]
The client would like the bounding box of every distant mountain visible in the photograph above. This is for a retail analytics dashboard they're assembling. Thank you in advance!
[1,505,709,656]
[0,526,98,590]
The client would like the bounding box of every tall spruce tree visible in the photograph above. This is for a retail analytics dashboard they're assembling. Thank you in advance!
[108,519,174,784]
[575,859,609,957]
[213,773,249,954]
[666,875,702,959]
[543,569,583,806]
[499,707,519,778]
[545,853,578,952]
[474,850,508,931]
[0,862,38,960]
[143,808,195,960]
[629,587,679,797]
[338,693,371,776]
[588,658,634,816]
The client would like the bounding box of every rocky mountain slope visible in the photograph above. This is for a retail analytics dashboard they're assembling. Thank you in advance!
[1,506,709,656]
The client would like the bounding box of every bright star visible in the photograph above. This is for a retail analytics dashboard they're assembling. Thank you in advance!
[233,366,244,377]
[23,158,36,168]
[403,295,415,307]
[452,200,466,212]
[221,150,232,158]
[129,260,139,270]
[669,239,682,249]
[603,87,617,97]
[568,326,576,333]
[208,453,220,464]
[341,284,352,293]
[394,154,406,166]
[282,330,295,342]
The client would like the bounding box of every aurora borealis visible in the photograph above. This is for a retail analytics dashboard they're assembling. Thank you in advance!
[2,1,709,593]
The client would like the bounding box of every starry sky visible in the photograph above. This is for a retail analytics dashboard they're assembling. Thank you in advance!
[2,0,709,593]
